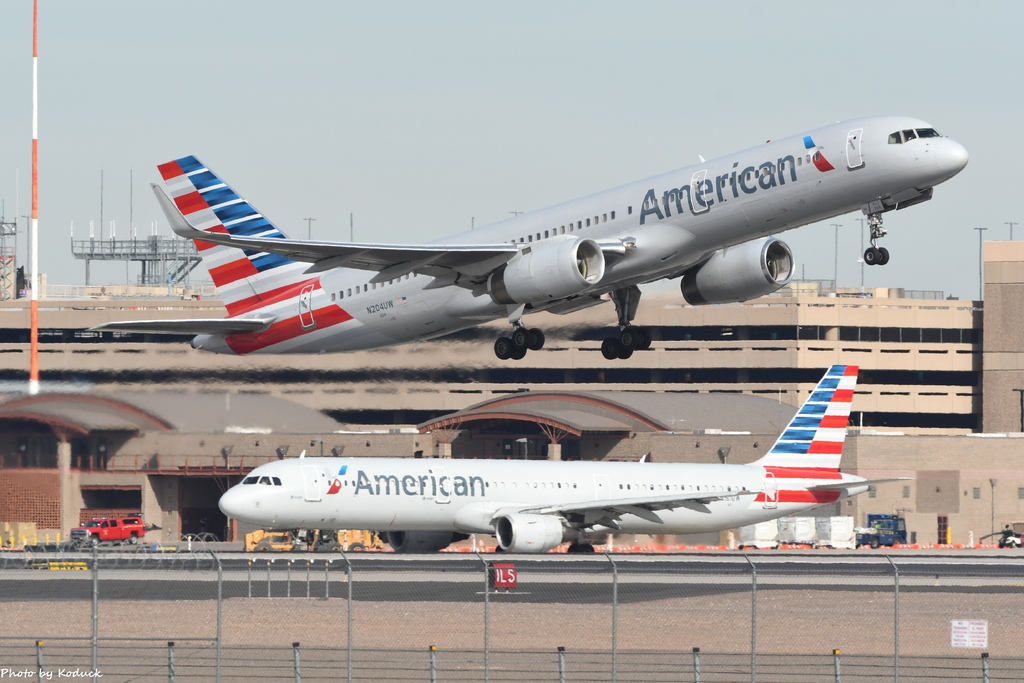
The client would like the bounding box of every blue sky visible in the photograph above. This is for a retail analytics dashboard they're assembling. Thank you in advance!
[0,2,1019,299]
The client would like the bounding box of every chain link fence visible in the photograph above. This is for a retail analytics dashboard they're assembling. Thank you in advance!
[1,549,1022,681]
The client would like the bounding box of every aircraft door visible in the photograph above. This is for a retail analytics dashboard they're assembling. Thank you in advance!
[302,465,322,502]
[763,471,778,509]
[846,129,865,170]
[299,283,316,329]
[593,474,610,499]
[431,467,451,505]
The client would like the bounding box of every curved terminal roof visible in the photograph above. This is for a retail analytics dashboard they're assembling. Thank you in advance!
[0,391,342,437]
[418,391,797,436]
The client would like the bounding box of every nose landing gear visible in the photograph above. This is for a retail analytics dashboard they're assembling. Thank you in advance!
[863,212,891,266]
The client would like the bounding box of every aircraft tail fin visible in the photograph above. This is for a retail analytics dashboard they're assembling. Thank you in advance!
[750,365,858,471]
[155,156,307,315]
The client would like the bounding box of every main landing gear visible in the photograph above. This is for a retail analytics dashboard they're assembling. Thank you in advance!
[494,326,545,360]
[600,285,651,360]
[863,212,891,266]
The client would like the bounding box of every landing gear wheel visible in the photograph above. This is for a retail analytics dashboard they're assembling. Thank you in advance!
[635,327,651,350]
[618,345,633,360]
[494,337,514,360]
[567,542,596,554]
[510,328,529,350]
[618,327,637,350]
[510,346,527,360]
[864,247,882,266]
[601,337,621,360]
[527,328,545,351]
[877,247,890,266]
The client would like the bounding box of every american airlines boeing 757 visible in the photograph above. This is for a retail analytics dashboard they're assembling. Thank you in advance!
[219,366,898,553]
[93,116,968,360]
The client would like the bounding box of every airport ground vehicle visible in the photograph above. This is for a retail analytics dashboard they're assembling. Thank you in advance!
[245,529,382,552]
[70,516,146,547]
[855,514,908,549]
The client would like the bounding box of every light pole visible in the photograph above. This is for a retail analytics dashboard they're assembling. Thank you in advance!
[989,478,997,538]
[975,227,987,300]
[1007,221,1019,240]
[856,217,866,292]
[304,217,316,240]
[831,223,842,294]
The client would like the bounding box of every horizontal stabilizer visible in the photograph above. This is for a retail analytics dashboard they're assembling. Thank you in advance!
[90,317,276,335]
[807,477,913,491]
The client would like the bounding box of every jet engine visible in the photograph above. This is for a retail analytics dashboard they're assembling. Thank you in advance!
[680,236,793,306]
[488,237,605,305]
[384,530,466,553]
[495,513,566,553]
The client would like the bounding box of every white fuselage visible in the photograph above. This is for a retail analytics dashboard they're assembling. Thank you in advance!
[219,457,867,536]
[194,115,967,354]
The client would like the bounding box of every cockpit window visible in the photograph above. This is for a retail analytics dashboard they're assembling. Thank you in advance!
[242,477,258,485]
[258,476,272,485]
[272,477,282,486]
[888,128,942,144]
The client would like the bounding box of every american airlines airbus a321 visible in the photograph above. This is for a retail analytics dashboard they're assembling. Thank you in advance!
[219,366,899,553]
[93,116,968,360]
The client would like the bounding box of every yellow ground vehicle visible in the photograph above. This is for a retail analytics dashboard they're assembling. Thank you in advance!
[244,529,382,552]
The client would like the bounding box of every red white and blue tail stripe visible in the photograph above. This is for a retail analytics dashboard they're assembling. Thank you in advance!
[752,365,858,471]
[157,156,307,315]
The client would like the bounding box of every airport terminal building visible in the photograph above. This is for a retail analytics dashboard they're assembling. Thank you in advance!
[1,242,1022,547]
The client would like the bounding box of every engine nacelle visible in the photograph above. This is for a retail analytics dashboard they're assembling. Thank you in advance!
[489,237,605,305]
[384,530,463,553]
[495,513,566,553]
[680,237,793,306]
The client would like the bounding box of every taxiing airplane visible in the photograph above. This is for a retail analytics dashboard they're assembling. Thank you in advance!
[218,365,897,553]
[93,116,968,360]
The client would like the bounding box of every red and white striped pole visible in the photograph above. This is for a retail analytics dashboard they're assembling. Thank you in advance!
[29,0,40,395]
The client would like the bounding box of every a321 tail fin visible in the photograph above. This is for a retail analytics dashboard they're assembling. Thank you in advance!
[155,156,306,315]
[751,365,858,471]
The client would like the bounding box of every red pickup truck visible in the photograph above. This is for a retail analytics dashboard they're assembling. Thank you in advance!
[70,516,146,547]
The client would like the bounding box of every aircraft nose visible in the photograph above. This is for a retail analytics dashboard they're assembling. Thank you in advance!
[938,139,969,177]
[218,486,248,520]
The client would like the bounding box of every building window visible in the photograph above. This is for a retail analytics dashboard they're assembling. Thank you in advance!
[902,485,911,499]
[973,487,981,500]
[868,486,877,498]
[1018,487,1024,499]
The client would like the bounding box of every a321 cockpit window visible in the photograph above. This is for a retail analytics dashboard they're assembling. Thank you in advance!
[272,477,282,486]
[242,477,259,485]
[258,476,273,485]
[888,128,941,144]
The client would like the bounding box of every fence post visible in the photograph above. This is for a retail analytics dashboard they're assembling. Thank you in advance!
[247,560,252,598]
[604,552,618,683]
[214,551,223,683]
[287,558,293,598]
[168,641,175,683]
[429,645,438,683]
[474,552,490,683]
[293,642,302,683]
[36,640,44,679]
[324,559,331,599]
[267,558,273,597]
[558,646,566,683]
[833,648,841,683]
[341,551,353,683]
[885,556,900,683]
[306,560,311,598]
[743,555,757,683]
[981,652,990,683]
[91,545,99,682]
[692,647,701,683]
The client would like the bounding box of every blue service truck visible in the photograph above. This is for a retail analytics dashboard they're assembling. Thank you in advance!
[855,514,908,549]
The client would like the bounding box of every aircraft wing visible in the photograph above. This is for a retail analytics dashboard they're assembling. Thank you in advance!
[153,184,519,281]
[90,317,276,335]
[514,489,759,527]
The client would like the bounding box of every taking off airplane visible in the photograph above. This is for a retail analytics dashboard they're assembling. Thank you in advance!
[218,365,894,553]
[93,116,968,360]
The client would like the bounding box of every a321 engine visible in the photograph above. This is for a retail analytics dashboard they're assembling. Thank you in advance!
[495,513,566,553]
[488,237,605,305]
[384,530,467,553]
[680,236,793,306]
